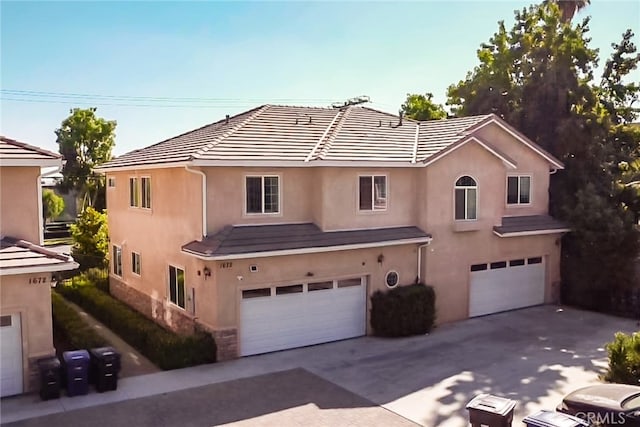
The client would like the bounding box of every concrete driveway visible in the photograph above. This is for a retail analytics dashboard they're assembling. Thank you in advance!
[2,305,637,426]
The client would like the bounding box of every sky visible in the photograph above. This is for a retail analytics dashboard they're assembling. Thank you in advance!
[1,1,639,156]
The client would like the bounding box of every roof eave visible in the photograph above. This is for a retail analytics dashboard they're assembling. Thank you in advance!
[493,228,571,238]
[182,236,433,261]
[0,261,79,276]
[0,159,62,168]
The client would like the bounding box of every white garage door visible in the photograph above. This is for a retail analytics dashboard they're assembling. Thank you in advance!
[0,313,23,397]
[240,277,366,356]
[469,257,545,317]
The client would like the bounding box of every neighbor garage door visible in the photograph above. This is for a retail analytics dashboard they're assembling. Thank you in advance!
[0,313,23,397]
[469,257,545,317]
[240,277,366,356]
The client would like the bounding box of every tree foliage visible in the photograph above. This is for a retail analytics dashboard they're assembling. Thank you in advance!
[42,189,65,223]
[55,108,116,210]
[70,207,109,270]
[446,2,639,308]
[400,93,447,121]
[543,0,590,22]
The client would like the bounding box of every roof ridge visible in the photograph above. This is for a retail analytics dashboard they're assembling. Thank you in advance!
[317,107,353,159]
[0,136,61,159]
[193,105,270,158]
[304,109,342,162]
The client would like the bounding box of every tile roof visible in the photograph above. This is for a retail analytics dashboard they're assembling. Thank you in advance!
[99,105,495,169]
[0,237,78,275]
[493,215,570,237]
[182,223,431,259]
[0,136,61,164]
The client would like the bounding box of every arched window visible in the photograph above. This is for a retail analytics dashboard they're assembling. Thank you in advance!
[455,176,477,220]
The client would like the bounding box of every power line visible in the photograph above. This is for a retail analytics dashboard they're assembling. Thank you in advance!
[0,96,273,109]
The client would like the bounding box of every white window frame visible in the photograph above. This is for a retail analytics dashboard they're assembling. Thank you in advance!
[129,177,140,208]
[243,174,282,216]
[107,176,116,188]
[112,245,122,277]
[168,264,186,310]
[506,175,532,206]
[141,176,152,209]
[358,173,388,212]
[454,175,478,221]
[131,251,141,276]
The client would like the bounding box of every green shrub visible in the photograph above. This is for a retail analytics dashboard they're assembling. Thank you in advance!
[370,283,436,337]
[51,291,109,350]
[57,283,216,369]
[604,332,640,385]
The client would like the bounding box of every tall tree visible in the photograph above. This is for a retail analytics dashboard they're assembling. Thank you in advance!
[42,189,65,223]
[544,0,590,22]
[446,2,639,309]
[55,108,116,210]
[400,93,447,121]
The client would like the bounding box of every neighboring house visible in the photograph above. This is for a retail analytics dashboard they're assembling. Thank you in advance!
[0,136,78,397]
[97,105,569,361]
[41,168,78,222]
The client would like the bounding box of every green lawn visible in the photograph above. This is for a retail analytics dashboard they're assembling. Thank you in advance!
[44,237,73,246]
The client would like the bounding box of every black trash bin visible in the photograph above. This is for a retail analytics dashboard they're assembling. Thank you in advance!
[62,350,90,396]
[466,393,517,427]
[37,356,61,400]
[523,410,591,427]
[89,347,121,392]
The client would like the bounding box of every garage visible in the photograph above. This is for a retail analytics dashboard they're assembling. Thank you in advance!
[469,257,545,317]
[0,313,23,397]
[240,277,366,356]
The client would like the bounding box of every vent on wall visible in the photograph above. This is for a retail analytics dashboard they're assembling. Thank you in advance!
[249,265,258,273]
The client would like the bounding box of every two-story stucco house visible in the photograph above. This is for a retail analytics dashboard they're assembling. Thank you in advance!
[97,105,568,361]
[0,137,78,397]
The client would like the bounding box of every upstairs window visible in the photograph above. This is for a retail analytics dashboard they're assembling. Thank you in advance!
[507,176,531,205]
[107,177,116,188]
[131,252,141,275]
[455,176,477,220]
[141,177,152,209]
[359,175,387,211]
[246,176,280,214]
[129,177,139,207]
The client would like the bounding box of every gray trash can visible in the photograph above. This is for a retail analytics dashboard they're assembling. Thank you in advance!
[522,410,591,427]
[466,393,517,427]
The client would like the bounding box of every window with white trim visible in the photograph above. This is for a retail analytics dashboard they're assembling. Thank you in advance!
[108,177,116,188]
[168,265,186,309]
[112,245,122,277]
[455,176,477,220]
[507,176,531,205]
[141,177,151,209]
[129,177,139,207]
[131,252,141,275]
[359,175,387,211]
[245,175,280,214]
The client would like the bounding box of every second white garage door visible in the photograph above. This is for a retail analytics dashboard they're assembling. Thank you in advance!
[240,277,366,356]
[469,257,545,317]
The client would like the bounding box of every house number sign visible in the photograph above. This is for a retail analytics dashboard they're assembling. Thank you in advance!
[29,277,48,284]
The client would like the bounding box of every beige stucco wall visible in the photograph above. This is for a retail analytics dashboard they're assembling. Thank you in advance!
[0,273,55,392]
[105,167,215,328]
[211,244,420,331]
[418,123,561,324]
[0,166,41,243]
[204,166,417,233]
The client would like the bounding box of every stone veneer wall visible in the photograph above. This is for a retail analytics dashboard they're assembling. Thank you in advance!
[109,278,237,361]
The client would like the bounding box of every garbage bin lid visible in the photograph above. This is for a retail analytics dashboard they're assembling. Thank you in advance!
[522,410,590,427]
[62,349,90,362]
[466,394,516,416]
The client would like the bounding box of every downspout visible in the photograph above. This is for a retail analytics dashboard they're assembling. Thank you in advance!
[416,241,431,284]
[185,165,207,238]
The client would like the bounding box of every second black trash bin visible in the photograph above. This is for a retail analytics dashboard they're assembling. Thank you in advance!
[522,410,591,427]
[62,350,90,397]
[89,347,121,392]
[37,356,61,400]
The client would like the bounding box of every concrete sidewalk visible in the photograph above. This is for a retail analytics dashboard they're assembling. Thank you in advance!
[1,305,636,426]
[59,298,159,378]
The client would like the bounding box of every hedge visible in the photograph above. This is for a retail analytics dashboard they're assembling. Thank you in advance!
[604,332,640,385]
[370,283,436,337]
[51,291,109,350]
[57,279,216,370]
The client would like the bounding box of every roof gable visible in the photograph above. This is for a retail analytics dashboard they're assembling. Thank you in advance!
[0,136,62,167]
